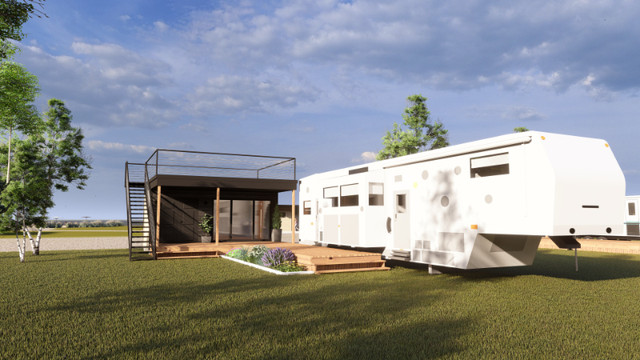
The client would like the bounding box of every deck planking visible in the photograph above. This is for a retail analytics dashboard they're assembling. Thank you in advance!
[157,241,388,274]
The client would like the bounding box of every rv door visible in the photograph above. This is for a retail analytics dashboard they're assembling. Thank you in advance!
[393,191,411,249]
[626,200,639,235]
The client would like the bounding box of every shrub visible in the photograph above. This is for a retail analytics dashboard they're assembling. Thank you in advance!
[226,247,249,261]
[262,247,295,267]
[247,245,269,265]
[272,262,306,272]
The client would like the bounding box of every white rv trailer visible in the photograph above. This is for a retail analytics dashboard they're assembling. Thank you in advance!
[298,131,626,269]
[625,196,640,236]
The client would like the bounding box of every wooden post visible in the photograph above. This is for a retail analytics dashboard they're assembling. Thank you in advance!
[215,187,220,245]
[156,185,161,248]
[258,201,264,240]
[291,190,296,244]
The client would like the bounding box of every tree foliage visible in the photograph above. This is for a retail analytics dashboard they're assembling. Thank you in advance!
[0,0,46,58]
[36,99,91,191]
[0,59,40,183]
[377,95,449,160]
[513,127,529,133]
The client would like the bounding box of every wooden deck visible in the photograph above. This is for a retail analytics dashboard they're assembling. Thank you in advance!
[157,241,388,274]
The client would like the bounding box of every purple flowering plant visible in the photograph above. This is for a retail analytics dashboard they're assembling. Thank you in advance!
[261,247,296,267]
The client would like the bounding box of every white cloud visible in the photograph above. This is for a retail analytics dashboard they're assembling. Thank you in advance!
[502,106,545,121]
[358,151,377,163]
[154,21,169,32]
[87,140,155,154]
[70,42,171,87]
[180,0,640,93]
[17,43,178,128]
[187,75,318,115]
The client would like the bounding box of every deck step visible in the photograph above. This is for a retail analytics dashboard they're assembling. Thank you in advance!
[314,266,390,274]
[157,251,223,259]
[388,249,411,261]
[305,261,388,274]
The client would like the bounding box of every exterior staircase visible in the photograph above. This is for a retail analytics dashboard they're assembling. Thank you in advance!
[125,162,155,260]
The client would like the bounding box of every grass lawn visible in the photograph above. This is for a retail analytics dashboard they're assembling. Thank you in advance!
[0,226,127,239]
[2,249,640,359]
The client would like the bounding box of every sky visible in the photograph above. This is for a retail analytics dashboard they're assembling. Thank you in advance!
[10,0,640,220]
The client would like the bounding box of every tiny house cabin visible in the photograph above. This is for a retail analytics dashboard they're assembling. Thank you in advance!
[625,196,640,236]
[299,131,626,269]
[125,150,297,259]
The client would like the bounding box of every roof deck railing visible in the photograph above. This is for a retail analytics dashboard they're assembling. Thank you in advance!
[144,149,296,181]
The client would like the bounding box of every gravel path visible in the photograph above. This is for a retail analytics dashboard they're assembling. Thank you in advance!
[0,237,128,252]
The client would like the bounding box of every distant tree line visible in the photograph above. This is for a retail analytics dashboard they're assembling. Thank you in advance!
[45,220,126,228]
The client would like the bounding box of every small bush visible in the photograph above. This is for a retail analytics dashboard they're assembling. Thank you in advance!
[272,263,306,272]
[262,247,296,267]
[226,247,249,261]
[247,245,269,265]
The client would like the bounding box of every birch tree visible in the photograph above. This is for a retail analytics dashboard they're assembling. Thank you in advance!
[377,95,449,160]
[0,138,51,262]
[0,99,90,261]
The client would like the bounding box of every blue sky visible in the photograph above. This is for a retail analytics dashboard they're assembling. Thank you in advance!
[12,0,640,220]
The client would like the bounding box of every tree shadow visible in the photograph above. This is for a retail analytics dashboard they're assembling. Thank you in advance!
[45,267,473,359]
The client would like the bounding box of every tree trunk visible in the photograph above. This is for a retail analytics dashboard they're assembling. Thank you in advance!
[6,125,12,184]
[26,228,42,255]
[15,231,25,263]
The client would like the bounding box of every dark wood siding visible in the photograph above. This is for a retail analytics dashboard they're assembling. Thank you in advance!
[156,186,278,243]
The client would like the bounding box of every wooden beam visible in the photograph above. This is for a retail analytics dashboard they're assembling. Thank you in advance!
[291,190,296,244]
[156,185,162,248]
[258,201,263,240]
[215,187,220,245]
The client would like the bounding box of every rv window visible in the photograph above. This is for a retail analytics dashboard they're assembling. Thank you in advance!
[323,186,339,207]
[340,184,359,207]
[369,183,384,206]
[470,152,510,178]
[629,202,637,216]
[303,201,311,215]
[396,194,407,213]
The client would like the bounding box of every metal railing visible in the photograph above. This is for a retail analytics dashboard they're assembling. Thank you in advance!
[144,165,157,259]
[125,162,133,260]
[144,149,296,181]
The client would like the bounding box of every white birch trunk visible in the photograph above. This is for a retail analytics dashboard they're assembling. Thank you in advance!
[26,228,42,255]
[15,231,25,263]
[6,124,11,184]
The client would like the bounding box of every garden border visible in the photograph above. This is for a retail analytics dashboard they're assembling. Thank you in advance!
[221,255,314,275]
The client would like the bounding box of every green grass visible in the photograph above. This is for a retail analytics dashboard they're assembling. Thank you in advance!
[0,226,127,238]
[2,249,640,359]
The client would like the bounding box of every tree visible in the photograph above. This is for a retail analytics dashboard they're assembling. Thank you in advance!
[0,59,40,183]
[0,138,51,262]
[36,99,91,192]
[0,0,47,59]
[513,127,529,133]
[377,95,449,160]
[0,99,90,261]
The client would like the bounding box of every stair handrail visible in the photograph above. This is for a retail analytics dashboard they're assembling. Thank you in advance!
[125,162,133,260]
[144,164,157,259]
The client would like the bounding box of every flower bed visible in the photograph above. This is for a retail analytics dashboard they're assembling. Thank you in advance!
[222,245,314,275]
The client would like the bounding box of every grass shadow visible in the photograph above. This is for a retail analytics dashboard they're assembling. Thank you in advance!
[43,265,471,359]
[387,250,640,282]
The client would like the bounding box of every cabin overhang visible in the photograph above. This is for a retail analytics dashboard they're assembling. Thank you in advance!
[149,174,297,192]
